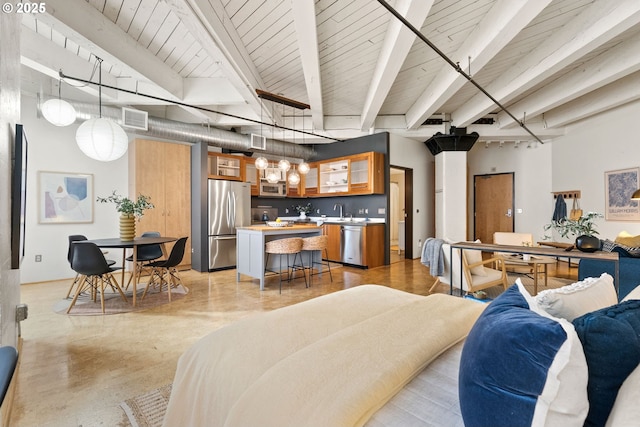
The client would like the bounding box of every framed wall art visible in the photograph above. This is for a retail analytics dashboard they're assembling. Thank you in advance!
[605,167,640,221]
[38,171,94,223]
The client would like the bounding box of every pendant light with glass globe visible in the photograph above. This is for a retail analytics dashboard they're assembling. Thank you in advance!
[287,107,301,186]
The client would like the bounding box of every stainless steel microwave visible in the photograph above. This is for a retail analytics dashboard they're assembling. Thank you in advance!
[259,181,287,197]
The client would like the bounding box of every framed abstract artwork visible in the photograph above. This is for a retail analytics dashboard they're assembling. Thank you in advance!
[38,171,94,223]
[605,167,640,221]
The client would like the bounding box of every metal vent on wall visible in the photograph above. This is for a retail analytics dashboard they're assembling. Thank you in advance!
[250,133,266,150]
[122,107,148,130]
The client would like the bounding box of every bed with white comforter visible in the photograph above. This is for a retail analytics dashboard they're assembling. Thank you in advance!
[162,285,484,427]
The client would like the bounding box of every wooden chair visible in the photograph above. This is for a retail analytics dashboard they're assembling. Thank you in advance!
[493,232,538,274]
[428,242,508,295]
[265,237,307,293]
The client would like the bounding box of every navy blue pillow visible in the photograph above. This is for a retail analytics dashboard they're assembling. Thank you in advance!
[572,299,640,427]
[459,284,575,427]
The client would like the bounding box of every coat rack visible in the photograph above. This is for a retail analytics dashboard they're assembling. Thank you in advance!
[552,190,581,199]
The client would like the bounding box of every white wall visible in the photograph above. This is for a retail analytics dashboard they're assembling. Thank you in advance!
[467,139,553,242]
[436,151,468,241]
[551,100,640,242]
[389,134,434,257]
[1,11,21,347]
[19,95,130,283]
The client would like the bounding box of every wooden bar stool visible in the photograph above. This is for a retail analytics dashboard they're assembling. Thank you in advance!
[302,235,333,286]
[265,237,307,293]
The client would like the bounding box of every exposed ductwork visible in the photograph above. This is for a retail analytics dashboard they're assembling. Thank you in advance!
[40,100,316,160]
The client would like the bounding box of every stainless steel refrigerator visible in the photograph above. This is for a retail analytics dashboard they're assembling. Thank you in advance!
[208,180,251,270]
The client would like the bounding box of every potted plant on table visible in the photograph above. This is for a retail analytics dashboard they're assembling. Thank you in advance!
[97,191,154,240]
[293,202,313,220]
[543,211,603,252]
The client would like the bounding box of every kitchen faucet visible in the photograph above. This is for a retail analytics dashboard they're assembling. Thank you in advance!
[333,203,343,219]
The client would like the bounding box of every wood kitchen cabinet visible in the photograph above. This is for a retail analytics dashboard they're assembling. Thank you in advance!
[362,224,385,268]
[244,161,259,196]
[349,152,384,195]
[302,163,319,196]
[317,152,384,196]
[129,139,191,268]
[323,224,342,262]
[208,152,244,181]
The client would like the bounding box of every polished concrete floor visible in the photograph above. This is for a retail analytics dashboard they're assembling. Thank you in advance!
[11,258,577,426]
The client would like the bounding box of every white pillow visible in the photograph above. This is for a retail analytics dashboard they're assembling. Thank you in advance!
[534,273,617,321]
[463,239,487,276]
[605,362,640,426]
[622,284,640,302]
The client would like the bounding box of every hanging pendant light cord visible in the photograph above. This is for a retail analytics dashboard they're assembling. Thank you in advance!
[376,0,544,144]
[96,56,103,118]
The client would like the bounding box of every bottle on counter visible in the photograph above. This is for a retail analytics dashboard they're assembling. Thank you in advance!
[261,211,270,221]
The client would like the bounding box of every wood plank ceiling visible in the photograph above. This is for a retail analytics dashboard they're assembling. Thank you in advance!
[18,0,640,144]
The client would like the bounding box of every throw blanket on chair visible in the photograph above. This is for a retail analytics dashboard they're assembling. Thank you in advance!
[163,285,484,427]
[421,237,445,276]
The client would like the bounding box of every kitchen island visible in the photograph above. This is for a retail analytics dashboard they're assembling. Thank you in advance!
[236,224,323,290]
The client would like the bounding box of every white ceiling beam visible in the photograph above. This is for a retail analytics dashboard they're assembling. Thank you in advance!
[359,0,433,131]
[454,0,640,127]
[20,26,118,100]
[38,0,184,99]
[405,0,552,129]
[292,0,324,130]
[166,0,269,121]
[542,72,640,129]
[498,29,640,128]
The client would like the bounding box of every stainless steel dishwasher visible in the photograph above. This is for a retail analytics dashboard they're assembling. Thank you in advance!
[341,225,363,265]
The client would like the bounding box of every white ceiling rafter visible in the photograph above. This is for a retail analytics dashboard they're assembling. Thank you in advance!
[453,0,640,127]
[292,0,324,131]
[543,71,640,129]
[404,0,552,130]
[360,0,433,132]
[39,0,184,98]
[165,0,272,124]
[498,28,640,128]
[16,0,640,144]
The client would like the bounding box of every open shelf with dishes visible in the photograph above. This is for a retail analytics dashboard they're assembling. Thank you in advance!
[319,159,349,194]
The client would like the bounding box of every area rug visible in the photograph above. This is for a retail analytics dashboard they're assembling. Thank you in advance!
[496,273,573,298]
[121,383,172,427]
[53,283,189,316]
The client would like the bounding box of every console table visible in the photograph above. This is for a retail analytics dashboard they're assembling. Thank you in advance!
[449,241,619,296]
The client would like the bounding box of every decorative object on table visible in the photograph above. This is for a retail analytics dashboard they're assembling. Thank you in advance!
[96,191,154,240]
[38,171,93,224]
[293,202,313,219]
[543,211,602,252]
[605,167,640,221]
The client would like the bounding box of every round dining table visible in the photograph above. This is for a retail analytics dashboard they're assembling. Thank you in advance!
[83,236,178,306]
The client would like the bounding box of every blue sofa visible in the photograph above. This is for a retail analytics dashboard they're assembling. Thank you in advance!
[578,256,640,301]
